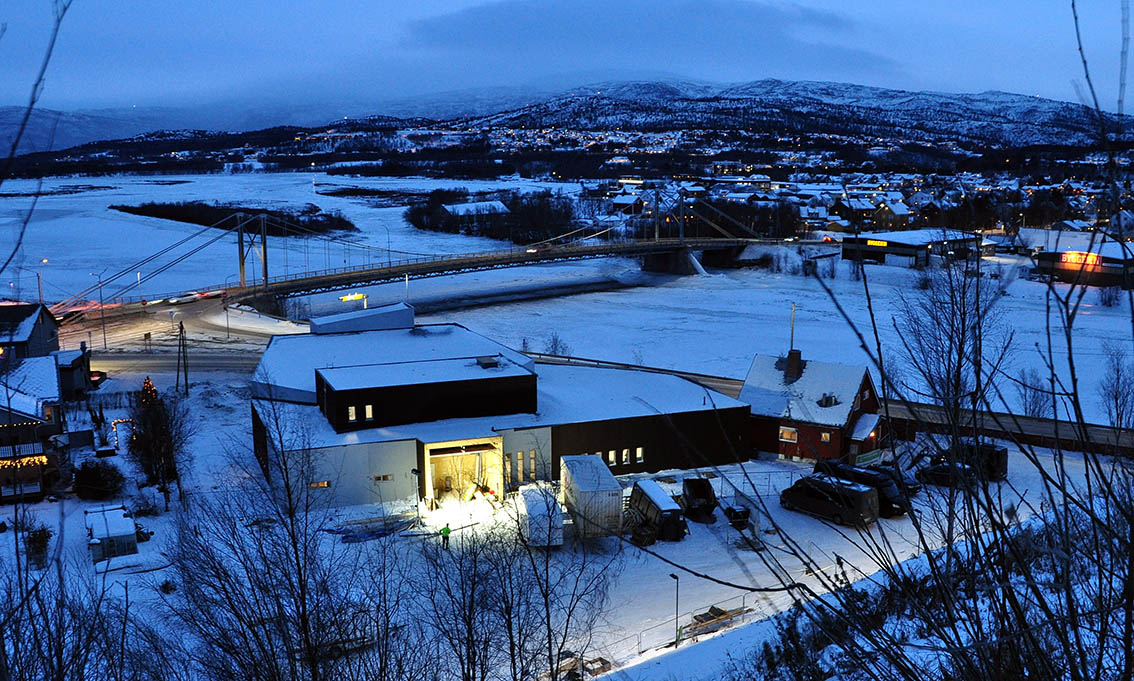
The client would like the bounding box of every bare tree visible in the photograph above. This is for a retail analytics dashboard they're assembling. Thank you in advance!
[1099,341,1134,432]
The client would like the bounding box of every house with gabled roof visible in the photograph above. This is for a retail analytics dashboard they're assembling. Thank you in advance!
[739,349,882,463]
[0,303,59,362]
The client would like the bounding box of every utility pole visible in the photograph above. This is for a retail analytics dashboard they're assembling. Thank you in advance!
[236,213,246,287]
[90,269,108,350]
[175,321,189,396]
[260,214,269,291]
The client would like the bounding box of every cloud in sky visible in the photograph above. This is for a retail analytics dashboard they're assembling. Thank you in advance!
[0,0,1126,115]
[398,0,900,86]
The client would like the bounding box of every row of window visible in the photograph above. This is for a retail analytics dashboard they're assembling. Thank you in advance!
[505,450,538,483]
[309,473,393,490]
[346,404,375,422]
[603,447,645,468]
[778,427,832,444]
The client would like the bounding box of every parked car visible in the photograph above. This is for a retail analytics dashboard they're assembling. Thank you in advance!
[916,461,978,489]
[679,477,718,523]
[946,439,1008,481]
[867,461,923,496]
[813,460,910,518]
[779,474,879,527]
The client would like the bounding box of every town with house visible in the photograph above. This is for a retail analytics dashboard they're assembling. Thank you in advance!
[2,4,1134,681]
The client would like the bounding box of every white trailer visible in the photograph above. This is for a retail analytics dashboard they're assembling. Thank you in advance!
[560,455,622,539]
[516,483,563,548]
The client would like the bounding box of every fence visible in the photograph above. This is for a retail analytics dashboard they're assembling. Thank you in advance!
[595,589,791,669]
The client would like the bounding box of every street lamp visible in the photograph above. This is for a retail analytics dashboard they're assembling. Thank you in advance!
[669,573,680,645]
[90,269,108,350]
[37,258,48,305]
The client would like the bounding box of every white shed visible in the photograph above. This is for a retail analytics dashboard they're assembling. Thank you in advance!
[85,505,138,563]
[515,483,563,548]
[560,455,622,539]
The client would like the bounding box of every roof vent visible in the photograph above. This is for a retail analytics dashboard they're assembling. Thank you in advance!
[476,356,500,369]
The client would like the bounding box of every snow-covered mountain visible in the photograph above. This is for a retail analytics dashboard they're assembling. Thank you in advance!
[465,79,1127,147]
[6,78,1128,153]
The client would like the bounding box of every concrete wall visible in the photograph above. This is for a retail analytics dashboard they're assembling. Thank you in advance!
[309,439,419,506]
[501,427,552,487]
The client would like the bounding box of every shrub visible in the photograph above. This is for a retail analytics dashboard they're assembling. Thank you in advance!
[24,524,53,569]
[73,460,125,500]
[130,492,161,517]
[1098,286,1121,307]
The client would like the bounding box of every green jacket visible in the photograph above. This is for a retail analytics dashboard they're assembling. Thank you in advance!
[440,527,451,537]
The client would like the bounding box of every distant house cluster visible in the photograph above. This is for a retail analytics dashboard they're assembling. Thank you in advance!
[1,304,93,502]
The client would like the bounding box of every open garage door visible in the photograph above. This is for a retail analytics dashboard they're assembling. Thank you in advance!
[425,439,503,503]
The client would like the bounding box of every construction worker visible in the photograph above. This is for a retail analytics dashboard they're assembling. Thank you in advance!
[440,523,451,549]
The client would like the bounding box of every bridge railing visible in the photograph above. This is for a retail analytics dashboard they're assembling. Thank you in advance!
[83,237,758,307]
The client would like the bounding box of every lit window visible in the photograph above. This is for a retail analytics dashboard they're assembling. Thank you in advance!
[529,450,536,479]
[621,448,630,465]
[347,406,357,422]
[373,474,392,482]
[310,480,330,489]
[516,452,524,482]
[821,432,831,443]
[504,456,512,484]
[364,404,373,420]
[635,446,644,463]
[607,450,617,466]
[779,427,798,443]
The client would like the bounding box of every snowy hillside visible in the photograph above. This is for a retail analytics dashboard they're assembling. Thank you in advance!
[464,78,1127,147]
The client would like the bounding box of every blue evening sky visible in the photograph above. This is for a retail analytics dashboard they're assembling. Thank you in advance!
[0,0,1128,111]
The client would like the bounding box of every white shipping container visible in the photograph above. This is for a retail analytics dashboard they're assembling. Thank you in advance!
[560,455,622,539]
[517,483,563,548]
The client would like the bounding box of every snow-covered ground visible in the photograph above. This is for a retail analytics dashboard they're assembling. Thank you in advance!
[0,172,575,301]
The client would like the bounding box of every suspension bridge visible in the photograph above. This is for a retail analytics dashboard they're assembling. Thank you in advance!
[47,209,779,315]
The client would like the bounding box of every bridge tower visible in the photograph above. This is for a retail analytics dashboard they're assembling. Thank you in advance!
[236,214,270,289]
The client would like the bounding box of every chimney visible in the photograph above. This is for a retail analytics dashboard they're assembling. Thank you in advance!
[785,348,803,381]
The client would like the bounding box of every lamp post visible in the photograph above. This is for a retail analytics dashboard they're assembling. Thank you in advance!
[669,573,680,645]
[37,258,48,305]
[90,268,108,350]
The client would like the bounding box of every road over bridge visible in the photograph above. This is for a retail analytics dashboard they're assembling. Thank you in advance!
[218,237,756,301]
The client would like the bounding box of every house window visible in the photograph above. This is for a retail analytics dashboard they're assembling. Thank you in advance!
[364,404,374,420]
[516,451,524,482]
[504,455,512,484]
[635,447,644,464]
[621,448,630,465]
[347,406,357,422]
[863,388,871,400]
[779,427,798,443]
[821,432,831,443]
[529,450,537,479]
[310,480,330,489]
[373,474,392,482]
[607,450,617,466]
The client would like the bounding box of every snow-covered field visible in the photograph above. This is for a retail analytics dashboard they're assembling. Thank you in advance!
[0,172,575,301]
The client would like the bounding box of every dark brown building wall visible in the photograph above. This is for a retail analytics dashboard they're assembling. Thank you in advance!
[322,374,538,432]
[550,406,751,479]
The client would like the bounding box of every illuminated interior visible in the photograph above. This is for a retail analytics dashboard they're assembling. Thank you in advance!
[424,437,503,504]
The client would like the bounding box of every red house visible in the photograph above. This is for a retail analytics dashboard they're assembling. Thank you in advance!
[740,349,882,463]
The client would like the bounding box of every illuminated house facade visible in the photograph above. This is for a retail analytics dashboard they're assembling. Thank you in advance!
[250,306,750,508]
[1035,242,1134,289]
[740,349,883,464]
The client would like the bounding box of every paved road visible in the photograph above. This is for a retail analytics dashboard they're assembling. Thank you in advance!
[90,351,261,375]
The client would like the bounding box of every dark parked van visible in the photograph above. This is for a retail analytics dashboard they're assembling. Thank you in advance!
[779,475,879,527]
[813,460,910,518]
[951,440,1009,481]
[629,480,687,541]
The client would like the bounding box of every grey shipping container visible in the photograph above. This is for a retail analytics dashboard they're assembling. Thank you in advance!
[560,455,622,538]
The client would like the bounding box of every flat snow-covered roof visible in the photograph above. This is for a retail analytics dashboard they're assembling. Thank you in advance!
[261,363,748,450]
[317,355,531,391]
[845,229,977,247]
[252,323,533,403]
[85,506,135,539]
[561,454,621,492]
